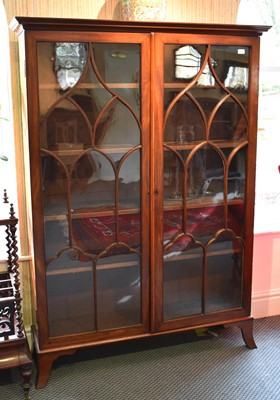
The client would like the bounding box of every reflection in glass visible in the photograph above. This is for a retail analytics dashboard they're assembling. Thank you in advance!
[228,147,246,200]
[36,39,144,338]
[44,219,69,260]
[92,43,140,116]
[164,93,204,142]
[54,42,87,90]
[187,146,224,201]
[206,232,243,312]
[80,67,113,113]
[95,99,140,147]
[210,45,249,107]
[197,62,215,86]
[42,100,91,152]
[70,152,115,211]
[189,88,221,122]
[96,253,141,330]
[224,66,248,90]
[186,206,225,245]
[163,210,183,245]
[228,204,244,237]
[118,150,141,209]
[161,42,249,323]
[93,43,140,83]
[165,44,207,84]
[163,239,203,319]
[42,155,68,215]
[164,150,184,202]
[210,100,247,141]
[174,45,201,80]
[47,249,95,337]
[72,213,141,257]
[72,215,116,256]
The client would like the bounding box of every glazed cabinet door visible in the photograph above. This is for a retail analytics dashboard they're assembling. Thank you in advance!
[152,33,259,331]
[26,32,150,345]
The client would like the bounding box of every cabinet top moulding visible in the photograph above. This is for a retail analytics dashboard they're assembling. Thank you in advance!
[10,17,271,37]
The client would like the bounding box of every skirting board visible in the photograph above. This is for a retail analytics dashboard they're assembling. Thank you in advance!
[252,289,280,319]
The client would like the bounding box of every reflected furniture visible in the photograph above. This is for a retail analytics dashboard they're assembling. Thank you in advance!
[11,17,270,388]
[0,192,32,399]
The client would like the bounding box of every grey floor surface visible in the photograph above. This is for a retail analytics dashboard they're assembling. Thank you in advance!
[0,315,279,400]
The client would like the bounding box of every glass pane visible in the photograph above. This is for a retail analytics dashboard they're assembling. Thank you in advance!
[112,88,140,117]
[42,100,91,152]
[117,214,141,250]
[210,99,248,141]
[187,146,224,202]
[211,45,249,105]
[164,44,207,84]
[161,41,248,324]
[95,99,140,148]
[163,238,204,319]
[228,204,244,237]
[47,249,95,337]
[44,219,69,260]
[71,205,141,257]
[206,232,243,313]
[38,42,88,112]
[118,149,141,209]
[78,67,113,113]
[96,253,141,330]
[70,152,115,212]
[37,39,144,339]
[228,147,246,200]
[164,149,184,204]
[37,43,65,114]
[42,154,68,216]
[186,206,225,245]
[163,210,183,245]
[164,93,204,143]
[191,87,222,122]
[72,215,115,256]
[92,43,140,116]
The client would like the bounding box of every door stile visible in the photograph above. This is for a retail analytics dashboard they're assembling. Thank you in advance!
[151,33,165,331]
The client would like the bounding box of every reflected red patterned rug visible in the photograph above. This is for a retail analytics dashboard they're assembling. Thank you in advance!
[72,206,242,255]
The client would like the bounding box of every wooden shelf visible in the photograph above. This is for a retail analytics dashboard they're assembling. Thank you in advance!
[43,197,243,221]
[164,140,247,150]
[164,247,242,262]
[47,260,139,276]
[164,83,216,89]
[164,197,244,210]
[44,144,139,156]
[39,83,139,90]
[44,205,140,221]
[163,83,248,95]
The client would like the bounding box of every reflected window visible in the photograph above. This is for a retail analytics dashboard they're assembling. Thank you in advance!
[54,42,87,90]
[224,66,249,90]
[175,45,201,80]
[197,63,215,86]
